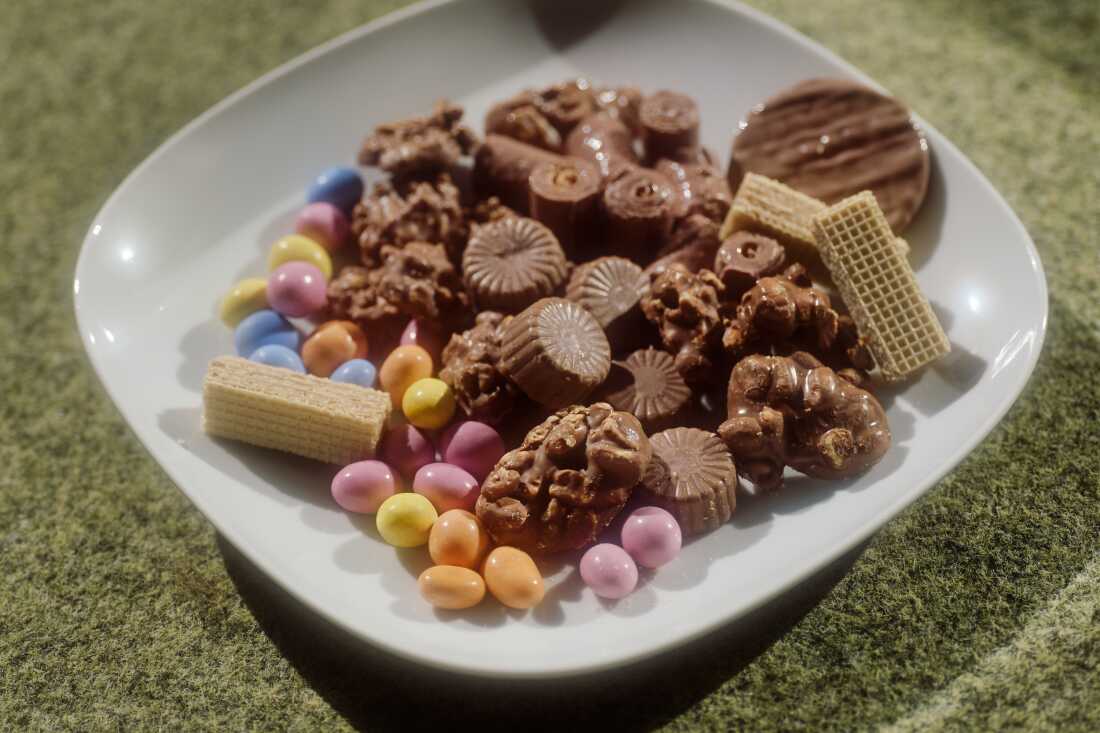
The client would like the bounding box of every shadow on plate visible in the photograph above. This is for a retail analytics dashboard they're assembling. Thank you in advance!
[530,0,630,52]
[218,531,867,733]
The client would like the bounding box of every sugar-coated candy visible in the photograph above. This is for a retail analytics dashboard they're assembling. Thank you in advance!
[267,261,327,318]
[620,506,682,568]
[482,546,544,610]
[428,509,490,569]
[379,423,435,478]
[294,202,350,253]
[418,565,486,610]
[307,166,364,214]
[331,358,377,388]
[375,493,437,548]
[580,543,638,599]
[234,309,301,357]
[219,278,270,328]
[331,460,398,514]
[402,378,456,430]
[438,421,505,483]
[378,344,433,408]
[413,462,479,513]
[268,234,333,280]
[400,318,445,363]
[301,320,368,377]
[248,344,306,373]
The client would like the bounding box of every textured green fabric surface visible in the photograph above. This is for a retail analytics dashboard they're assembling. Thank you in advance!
[2,0,1098,730]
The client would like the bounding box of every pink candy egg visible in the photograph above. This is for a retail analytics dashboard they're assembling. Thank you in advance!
[400,318,445,363]
[295,202,350,252]
[580,543,639,600]
[380,423,435,479]
[267,261,327,318]
[413,462,480,513]
[438,420,505,483]
[331,460,398,513]
[621,506,682,568]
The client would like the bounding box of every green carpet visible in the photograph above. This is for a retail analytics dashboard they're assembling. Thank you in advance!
[2,0,1098,729]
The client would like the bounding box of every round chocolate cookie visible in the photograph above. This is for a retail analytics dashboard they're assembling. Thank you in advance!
[463,217,569,313]
[565,256,647,351]
[728,78,930,233]
[498,297,611,410]
[600,349,692,432]
[640,427,738,536]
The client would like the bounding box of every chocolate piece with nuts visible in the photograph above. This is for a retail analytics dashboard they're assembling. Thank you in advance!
[640,264,725,386]
[358,100,478,180]
[352,175,467,267]
[485,98,562,151]
[476,403,652,554]
[439,311,524,426]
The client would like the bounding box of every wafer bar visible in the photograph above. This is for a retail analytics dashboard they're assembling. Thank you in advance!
[812,191,949,381]
[203,356,391,464]
[719,172,826,265]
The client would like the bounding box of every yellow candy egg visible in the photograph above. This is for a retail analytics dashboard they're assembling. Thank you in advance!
[219,278,269,327]
[378,345,433,407]
[418,565,486,610]
[376,493,438,548]
[482,546,544,610]
[402,378,456,430]
[268,234,333,280]
[429,510,491,569]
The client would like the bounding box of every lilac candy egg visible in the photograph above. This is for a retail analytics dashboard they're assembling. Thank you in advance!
[234,309,301,357]
[249,344,306,373]
[438,421,505,483]
[331,460,398,514]
[294,202,350,253]
[400,318,445,363]
[621,506,682,569]
[580,543,639,600]
[380,423,435,479]
[413,462,480,513]
[331,358,377,388]
[267,261,327,318]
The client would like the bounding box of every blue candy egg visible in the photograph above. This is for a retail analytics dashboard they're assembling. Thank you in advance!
[330,358,378,388]
[249,344,306,373]
[234,309,301,357]
[306,166,363,214]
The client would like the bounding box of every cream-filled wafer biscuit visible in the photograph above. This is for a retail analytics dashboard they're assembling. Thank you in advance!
[203,356,391,464]
[812,192,949,381]
[719,173,826,265]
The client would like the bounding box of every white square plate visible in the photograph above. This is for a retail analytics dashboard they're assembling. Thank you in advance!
[74,0,1046,677]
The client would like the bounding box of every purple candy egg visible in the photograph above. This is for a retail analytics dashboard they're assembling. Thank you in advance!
[267,261,327,318]
[331,460,398,514]
[580,543,639,600]
[413,462,480,513]
[438,420,505,483]
[295,202,350,253]
[399,318,445,363]
[621,506,682,568]
[380,423,435,479]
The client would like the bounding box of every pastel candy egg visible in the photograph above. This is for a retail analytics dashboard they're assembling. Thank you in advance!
[400,318,445,363]
[378,345,433,407]
[307,166,364,214]
[580,543,638,600]
[438,421,505,483]
[294,202,349,253]
[331,358,377,388]
[375,493,437,548]
[331,460,398,514]
[379,423,434,478]
[482,546,544,610]
[268,234,333,280]
[428,509,490,569]
[248,344,305,373]
[418,566,486,610]
[402,378,456,430]
[621,506,682,569]
[301,320,368,377]
[413,462,479,513]
[267,261,327,318]
[219,278,269,328]
[234,309,301,356]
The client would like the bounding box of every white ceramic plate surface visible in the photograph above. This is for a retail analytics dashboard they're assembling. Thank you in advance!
[74,0,1047,677]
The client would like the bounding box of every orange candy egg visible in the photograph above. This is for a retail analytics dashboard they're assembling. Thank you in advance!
[301,320,368,377]
[482,546,545,610]
[429,510,491,569]
[378,344,433,407]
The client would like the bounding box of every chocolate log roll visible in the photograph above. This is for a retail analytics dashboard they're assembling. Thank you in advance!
[528,158,601,257]
[602,166,677,263]
[595,85,643,136]
[565,113,639,180]
[534,78,597,137]
[655,159,732,224]
[640,91,702,163]
[474,134,567,213]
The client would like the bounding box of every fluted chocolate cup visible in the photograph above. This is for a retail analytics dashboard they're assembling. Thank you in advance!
[565,112,639,180]
[528,158,601,257]
[474,134,567,213]
[602,166,677,263]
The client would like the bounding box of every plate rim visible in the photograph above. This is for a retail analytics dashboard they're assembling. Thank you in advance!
[73,0,1049,678]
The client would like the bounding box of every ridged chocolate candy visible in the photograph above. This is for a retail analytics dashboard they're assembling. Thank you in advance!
[463,217,569,313]
[600,349,692,432]
[640,427,738,536]
[565,256,647,351]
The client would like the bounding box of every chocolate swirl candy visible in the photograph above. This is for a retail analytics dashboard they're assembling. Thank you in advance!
[565,256,648,352]
[728,78,930,233]
[640,90,702,164]
[474,134,567,213]
[498,298,611,410]
[528,158,601,257]
[565,112,639,180]
[463,217,568,314]
[602,166,678,263]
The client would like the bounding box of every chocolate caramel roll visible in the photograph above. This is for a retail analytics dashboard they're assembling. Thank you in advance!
[602,166,677,263]
[528,158,601,257]
[655,159,732,224]
[534,78,597,137]
[474,134,567,213]
[640,91,701,163]
[595,85,643,136]
[565,113,639,180]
